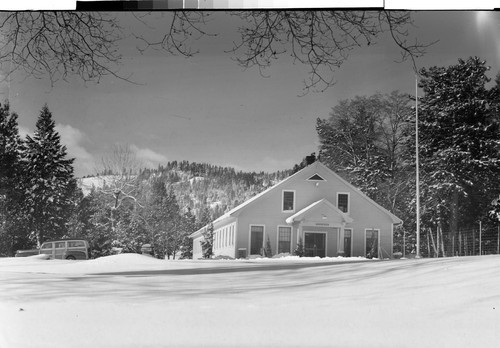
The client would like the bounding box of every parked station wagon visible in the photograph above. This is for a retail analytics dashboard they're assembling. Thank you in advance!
[40,239,91,260]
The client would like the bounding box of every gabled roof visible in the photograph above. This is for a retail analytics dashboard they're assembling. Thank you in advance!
[285,198,353,224]
[190,161,402,237]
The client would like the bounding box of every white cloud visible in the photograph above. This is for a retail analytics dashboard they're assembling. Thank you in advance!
[55,124,95,177]
[130,144,168,169]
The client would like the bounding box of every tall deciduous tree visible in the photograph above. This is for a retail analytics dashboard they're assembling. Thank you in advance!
[98,144,143,234]
[23,105,77,247]
[417,57,500,255]
[317,91,413,207]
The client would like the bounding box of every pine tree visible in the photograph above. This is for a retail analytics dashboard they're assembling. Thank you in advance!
[201,222,214,259]
[265,235,273,257]
[23,104,76,247]
[417,57,500,255]
[145,180,182,259]
[0,101,28,255]
[197,207,213,259]
[294,237,305,257]
[176,208,196,260]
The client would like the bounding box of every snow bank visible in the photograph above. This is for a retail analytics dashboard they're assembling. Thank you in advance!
[0,253,371,274]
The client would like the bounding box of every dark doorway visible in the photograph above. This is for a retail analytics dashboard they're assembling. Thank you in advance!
[250,226,264,255]
[344,229,352,257]
[366,229,379,258]
[304,232,326,257]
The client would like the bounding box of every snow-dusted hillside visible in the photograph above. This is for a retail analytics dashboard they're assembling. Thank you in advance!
[1,255,499,347]
[77,175,116,196]
[77,163,289,220]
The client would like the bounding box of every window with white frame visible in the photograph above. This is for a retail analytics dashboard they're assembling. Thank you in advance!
[282,190,295,212]
[278,226,292,254]
[337,193,349,213]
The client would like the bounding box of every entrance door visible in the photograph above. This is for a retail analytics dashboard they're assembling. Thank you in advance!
[304,233,326,257]
[344,229,352,257]
[250,226,264,255]
[366,229,379,258]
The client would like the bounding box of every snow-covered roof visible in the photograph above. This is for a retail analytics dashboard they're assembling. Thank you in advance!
[285,198,354,224]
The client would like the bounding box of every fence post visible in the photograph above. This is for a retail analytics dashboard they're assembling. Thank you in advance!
[459,229,462,256]
[479,221,482,256]
[498,225,500,255]
[473,228,475,256]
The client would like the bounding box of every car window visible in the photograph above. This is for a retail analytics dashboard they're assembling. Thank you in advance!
[41,242,52,249]
[55,242,66,249]
[68,241,85,247]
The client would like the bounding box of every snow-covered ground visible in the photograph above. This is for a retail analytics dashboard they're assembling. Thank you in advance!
[1,254,499,347]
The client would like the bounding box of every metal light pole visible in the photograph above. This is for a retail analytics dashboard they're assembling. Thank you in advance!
[415,76,421,258]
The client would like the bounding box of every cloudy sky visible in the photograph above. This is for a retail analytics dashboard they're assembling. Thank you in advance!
[1,10,499,177]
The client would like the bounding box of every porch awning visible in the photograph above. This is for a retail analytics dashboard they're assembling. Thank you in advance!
[285,198,353,225]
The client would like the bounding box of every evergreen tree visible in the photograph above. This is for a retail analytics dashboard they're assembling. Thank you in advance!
[87,190,115,257]
[197,207,213,259]
[176,208,196,260]
[145,180,182,259]
[66,188,113,258]
[201,222,214,259]
[0,102,28,255]
[265,235,273,257]
[293,236,305,257]
[23,104,76,247]
[417,57,500,255]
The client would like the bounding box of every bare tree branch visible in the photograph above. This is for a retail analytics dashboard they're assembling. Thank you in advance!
[0,12,131,86]
[228,11,432,95]
[131,11,215,57]
[98,144,143,210]
[0,11,431,93]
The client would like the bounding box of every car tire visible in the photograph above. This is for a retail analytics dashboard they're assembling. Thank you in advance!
[66,255,76,260]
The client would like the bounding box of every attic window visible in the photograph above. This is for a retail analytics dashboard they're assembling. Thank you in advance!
[337,193,349,213]
[307,173,325,181]
[283,190,295,212]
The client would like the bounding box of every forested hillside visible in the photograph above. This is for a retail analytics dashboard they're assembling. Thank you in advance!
[73,161,293,259]
[80,161,292,222]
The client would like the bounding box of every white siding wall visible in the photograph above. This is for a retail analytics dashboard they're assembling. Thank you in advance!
[213,222,237,258]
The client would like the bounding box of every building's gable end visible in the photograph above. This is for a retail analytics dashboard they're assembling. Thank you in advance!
[314,162,402,224]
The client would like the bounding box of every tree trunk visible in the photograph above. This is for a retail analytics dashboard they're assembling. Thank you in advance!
[473,228,476,255]
[428,227,437,258]
[463,233,469,256]
[436,225,441,257]
[439,225,446,257]
[426,229,431,257]
[448,190,459,256]
[458,228,462,256]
